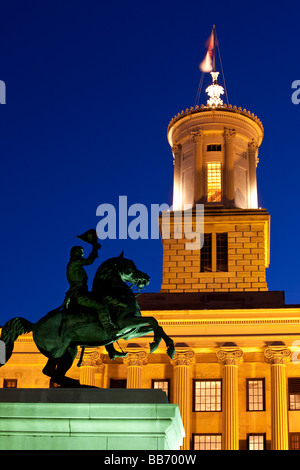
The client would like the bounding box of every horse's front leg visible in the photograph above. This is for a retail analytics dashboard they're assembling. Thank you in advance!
[153,325,175,359]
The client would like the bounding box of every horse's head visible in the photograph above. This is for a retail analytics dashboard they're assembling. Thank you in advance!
[93,251,150,290]
[115,251,150,289]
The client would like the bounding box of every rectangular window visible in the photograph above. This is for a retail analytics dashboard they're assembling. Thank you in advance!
[247,379,265,411]
[193,434,222,450]
[207,144,221,152]
[216,233,228,272]
[290,433,300,450]
[152,379,170,399]
[288,378,300,410]
[200,233,212,272]
[207,162,222,202]
[3,379,17,388]
[248,434,265,450]
[194,379,222,412]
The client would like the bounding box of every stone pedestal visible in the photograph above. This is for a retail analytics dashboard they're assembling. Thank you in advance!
[0,388,184,450]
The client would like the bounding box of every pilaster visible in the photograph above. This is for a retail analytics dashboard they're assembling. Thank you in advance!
[224,127,236,206]
[248,139,259,209]
[172,143,182,210]
[191,130,203,205]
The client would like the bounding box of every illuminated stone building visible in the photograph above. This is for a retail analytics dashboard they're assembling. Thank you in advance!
[1,71,300,451]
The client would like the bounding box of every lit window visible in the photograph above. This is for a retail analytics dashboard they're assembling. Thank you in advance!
[194,380,222,412]
[248,434,265,450]
[207,162,222,202]
[288,378,300,410]
[194,434,222,450]
[152,380,170,398]
[247,379,265,411]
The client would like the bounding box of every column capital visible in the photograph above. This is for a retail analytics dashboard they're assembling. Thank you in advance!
[191,129,203,142]
[223,127,236,142]
[123,349,148,367]
[264,345,291,365]
[217,345,243,365]
[171,349,195,367]
[78,348,103,367]
[172,143,182,165]
[248,138,258,152]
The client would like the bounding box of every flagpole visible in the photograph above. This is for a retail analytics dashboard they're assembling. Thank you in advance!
[212,25,216,72]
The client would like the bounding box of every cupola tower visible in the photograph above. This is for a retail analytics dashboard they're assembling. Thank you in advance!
[160,35,270,293]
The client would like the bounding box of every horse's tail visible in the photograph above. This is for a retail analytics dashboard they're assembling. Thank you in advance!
[0,317,33,366]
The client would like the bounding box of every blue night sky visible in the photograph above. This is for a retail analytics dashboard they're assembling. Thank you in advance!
[0,0,300,325]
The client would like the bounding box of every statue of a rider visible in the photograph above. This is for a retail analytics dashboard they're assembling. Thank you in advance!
[63,230,121,337]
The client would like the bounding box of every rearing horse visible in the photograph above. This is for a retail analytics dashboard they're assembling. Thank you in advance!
[0,253,175,387]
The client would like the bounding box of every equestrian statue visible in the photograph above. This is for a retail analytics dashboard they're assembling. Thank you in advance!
[0,229,175,387]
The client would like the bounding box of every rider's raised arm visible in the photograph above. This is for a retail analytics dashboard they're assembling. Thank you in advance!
[81,245,100,266]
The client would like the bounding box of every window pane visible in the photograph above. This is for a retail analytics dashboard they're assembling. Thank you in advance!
[216,233,228,272]
[247,379,264,411]
[290,433,300,450]
[194,434,222,450]
[249,435,265,450]
[3,379,17,388]
[152,380,169,398]
[194,380,222,412]
[207,162,222,202]
[290,394,300,410]
[200,233,212,272]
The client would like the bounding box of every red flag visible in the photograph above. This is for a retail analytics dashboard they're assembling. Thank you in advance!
[199,30,215,73]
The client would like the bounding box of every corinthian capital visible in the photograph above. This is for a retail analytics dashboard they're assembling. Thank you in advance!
[217,345,243,366]
[171,349,195,367]
[264,345,291,365]
[191,129,203,142]
[223,127,236,142]
[171,143,182,165]
[248,139,258,152]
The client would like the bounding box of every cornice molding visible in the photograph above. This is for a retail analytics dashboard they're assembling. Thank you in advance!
[168,105,264,137]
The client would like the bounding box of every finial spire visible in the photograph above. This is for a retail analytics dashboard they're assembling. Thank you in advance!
[205,71,224,107]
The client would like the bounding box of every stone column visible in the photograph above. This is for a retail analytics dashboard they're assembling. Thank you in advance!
[248,139,259,209]
[191,130,203,205]
[172,143,182,210]
[171,349,195,450]
[79,349,102,387]
[224,128,236,206]
[264,345,291,450]
[123,350,147,389]
[217,345,243,450]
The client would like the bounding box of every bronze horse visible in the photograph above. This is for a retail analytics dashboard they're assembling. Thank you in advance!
[0,253,175,387]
